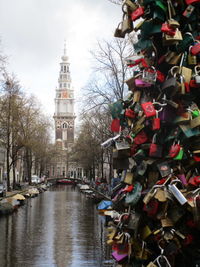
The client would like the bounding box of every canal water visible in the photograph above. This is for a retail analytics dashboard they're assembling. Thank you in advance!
[0,185,114,267]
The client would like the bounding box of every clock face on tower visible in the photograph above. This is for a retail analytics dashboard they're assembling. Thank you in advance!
[62,91,68,98]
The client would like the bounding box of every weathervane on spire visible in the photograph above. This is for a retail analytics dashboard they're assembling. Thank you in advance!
[62,39,68,62]
[64,39,67,56]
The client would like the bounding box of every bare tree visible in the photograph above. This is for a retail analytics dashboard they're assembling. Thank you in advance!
[70,107,113,181]
[83,38,132,110]
[0,74,24,189]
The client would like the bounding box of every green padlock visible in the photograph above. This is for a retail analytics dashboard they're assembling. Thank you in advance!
[173,147,184,160]
[192,110,200,118]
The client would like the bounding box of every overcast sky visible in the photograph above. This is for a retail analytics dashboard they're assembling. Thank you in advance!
[0,0,121,121]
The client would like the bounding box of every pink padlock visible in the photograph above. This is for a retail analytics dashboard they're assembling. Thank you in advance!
[135,78,152,88]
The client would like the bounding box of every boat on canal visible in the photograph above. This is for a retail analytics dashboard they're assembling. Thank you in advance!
[57,178,76,185]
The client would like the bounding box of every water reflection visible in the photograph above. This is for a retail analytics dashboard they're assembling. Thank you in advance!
[0,185,113,267]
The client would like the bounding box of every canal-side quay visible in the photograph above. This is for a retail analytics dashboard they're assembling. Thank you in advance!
[0,183,114,267]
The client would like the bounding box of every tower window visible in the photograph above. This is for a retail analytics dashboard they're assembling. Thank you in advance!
[64,66,66,73]
[67,66,69,72]
[61,66,63,72]
[63,123,68,129]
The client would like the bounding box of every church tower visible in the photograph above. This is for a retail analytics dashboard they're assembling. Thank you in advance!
[54,42,75,150]
[52,42,76,177]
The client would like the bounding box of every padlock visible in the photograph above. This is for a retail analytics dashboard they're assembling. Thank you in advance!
[149,134,163,158]
[168,180,187,205]
[170,53,192,85]
[123,0,138,12]
[143,186,159,205]
[183,4,195,18]
[167,1,180,29]
[185,0,200,4]
[131,6,144,21]
[177,74,185,95]
[188,46,197,65]
[163,29,183,46]
[194,66,200,85]
[135,78,152,88]
[133,90,141,102]
[161,22,176,36]
[125,76,135,90]
[142,67,157,84]
[141,102,156,117]
[114,22,125,38]
[173,147,184,160]
[121,12,133,36]
[190,116,200,129]
[152,111,161,131]
[190,42,200,56]
[169,140,181,158]
[125,109,135,119]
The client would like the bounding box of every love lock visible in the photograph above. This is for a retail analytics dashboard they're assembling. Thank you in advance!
[168,179,187,205]
[142,67,157,84]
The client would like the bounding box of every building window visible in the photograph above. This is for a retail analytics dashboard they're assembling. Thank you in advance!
[67,83,70,88]
[60,83,62,88]
[67,66,69,72]
[64,83,66,87]
[57,167,60,176]
[61,66,63,72]
[64,66,66,73]
[78,168,82,178]
[52,167,55,176]
[62,167,65,177]
[63,123,68,129]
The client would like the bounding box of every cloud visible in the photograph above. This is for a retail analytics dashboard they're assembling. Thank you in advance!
[0,0,121,119]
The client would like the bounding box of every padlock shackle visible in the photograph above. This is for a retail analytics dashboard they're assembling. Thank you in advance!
[153,98,167,112]
[170,178,182,185]
[192,188,200,196]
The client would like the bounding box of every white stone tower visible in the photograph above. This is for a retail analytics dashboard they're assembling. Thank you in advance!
[54,42,75,149]
[53,42,76,177]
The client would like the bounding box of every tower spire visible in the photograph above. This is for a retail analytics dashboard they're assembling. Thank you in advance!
[64,40,66,56]
[62,40,68,62]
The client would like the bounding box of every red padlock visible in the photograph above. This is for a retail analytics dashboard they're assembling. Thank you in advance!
[125,109,135,118]
[161,23,176,36]
[169,141,181,158]
[193,155,200,162]
[131,6,144,21]
[111,119,121,133]
[134,130,148,145]
[141,102,156,117]
[190,79,200,88]
[149,134,163,158]
[188,176,200,186]
[152,111,161,130]
[185,0,200,5]
[190,43,200,55]
[156,70,165,83]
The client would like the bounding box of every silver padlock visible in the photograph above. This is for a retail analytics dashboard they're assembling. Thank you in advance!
[101,134,120,148]
[168,179,187,205]
[194,66,200,85]
[142,67,157,84]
